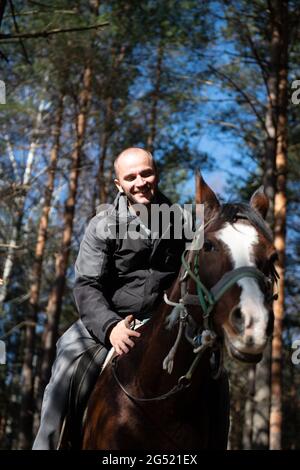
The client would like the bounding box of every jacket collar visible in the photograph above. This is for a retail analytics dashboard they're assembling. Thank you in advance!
[105,191,181,249]
[111,190,173,221]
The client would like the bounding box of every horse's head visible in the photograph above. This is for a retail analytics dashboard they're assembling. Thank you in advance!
[191,175,278,364]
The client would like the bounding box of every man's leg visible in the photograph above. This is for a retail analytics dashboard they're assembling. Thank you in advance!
[32,319,98,450]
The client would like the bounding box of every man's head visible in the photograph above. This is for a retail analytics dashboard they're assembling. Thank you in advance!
[114,147,158,205]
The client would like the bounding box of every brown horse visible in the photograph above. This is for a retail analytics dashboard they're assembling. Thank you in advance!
[81,176,278,450]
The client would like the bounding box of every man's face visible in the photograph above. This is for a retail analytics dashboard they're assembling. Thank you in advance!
[114,151,158,205]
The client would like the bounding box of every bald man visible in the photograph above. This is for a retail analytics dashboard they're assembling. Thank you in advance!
[33,147,186,449]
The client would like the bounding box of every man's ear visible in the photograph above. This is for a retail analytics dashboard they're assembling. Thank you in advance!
[114,178,122,193]
[250,186,269,219]
[196,170,220,221]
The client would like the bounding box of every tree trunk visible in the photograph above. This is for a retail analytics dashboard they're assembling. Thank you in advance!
[0,99,45,314]
[195,169,201,203]
[263,2,281,222]
[269,0,289,450]
[37,63,92,408]
[93,95,113,212]
[93,45,127,212]
[147,39,164,154]
[229,396,244,450]
[242,365,255,449]
[17,95,65,449]
[252,2,283,449]
[0,0,7,29]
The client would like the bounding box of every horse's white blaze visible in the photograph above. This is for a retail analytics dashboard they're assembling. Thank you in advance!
[216,222,268,349]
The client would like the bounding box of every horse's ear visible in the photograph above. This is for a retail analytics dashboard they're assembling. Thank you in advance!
[250,186,269,219]
[196,170,220,220]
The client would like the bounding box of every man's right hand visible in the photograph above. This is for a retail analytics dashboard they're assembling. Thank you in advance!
[109,314,141,355]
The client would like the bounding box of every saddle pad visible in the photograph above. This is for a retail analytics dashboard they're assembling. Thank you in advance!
[61,320,149,448]
[66,343,108,448]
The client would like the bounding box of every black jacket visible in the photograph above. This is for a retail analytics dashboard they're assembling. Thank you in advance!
[73,191,186,345]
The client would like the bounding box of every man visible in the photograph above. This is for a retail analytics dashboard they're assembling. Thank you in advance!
[33,147,186,449]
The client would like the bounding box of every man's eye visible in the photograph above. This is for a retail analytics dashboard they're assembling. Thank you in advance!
[203,240,215,252]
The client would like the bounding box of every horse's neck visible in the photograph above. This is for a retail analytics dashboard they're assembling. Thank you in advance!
[117,279,210,395]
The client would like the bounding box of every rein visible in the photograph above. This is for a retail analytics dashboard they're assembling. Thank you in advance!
[111,355,192,402]
[111,217,278,403]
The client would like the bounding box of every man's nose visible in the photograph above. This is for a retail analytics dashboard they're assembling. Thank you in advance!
[135,175,146,186]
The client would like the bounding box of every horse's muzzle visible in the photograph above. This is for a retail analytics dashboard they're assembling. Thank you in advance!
[223,304,273,364]
[227,340,263,364]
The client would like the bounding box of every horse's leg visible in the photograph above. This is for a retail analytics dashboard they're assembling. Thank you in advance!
[208,370,230,449]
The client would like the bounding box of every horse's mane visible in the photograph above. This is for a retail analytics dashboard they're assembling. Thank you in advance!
[208,202,273,242]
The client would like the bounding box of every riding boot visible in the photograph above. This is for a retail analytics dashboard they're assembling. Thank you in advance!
[32,319,99,450]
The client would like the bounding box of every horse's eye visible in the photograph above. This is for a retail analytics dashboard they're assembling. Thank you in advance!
[203,240,215,252]
[269,252,278,264]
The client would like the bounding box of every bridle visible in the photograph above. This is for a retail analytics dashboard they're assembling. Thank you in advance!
[178,249,278,341]
[112,214,279,403]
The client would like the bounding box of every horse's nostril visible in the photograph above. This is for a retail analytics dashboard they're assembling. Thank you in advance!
[245,335,254,347]
[230,307,245,334]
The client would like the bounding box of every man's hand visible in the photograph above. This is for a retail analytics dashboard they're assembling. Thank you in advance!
[109,314,141,355]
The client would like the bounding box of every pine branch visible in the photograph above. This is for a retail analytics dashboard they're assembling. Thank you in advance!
[8,0,30,63]
[208,64,267,133]
[3,9,77,18]
[27,0,54,8]
[0,320,36,340]
[0,21,109,42]
[0,243,20,249]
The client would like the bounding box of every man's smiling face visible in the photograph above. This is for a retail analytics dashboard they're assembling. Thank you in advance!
[114,148,158,205]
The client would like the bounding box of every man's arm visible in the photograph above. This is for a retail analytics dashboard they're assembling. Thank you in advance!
[73,215,141,352]
[73,215,122,346]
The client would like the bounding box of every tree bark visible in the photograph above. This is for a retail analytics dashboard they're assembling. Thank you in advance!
[0,99,45,314]
[0,0,7,29]
[93,95,113,212]
[229,396,244,450]
[147,38,164,154]
[17,94,65,449]
[252,1,283,449]
[93,45,127,212]
[37,63,92,408]
[263,1,281,222]
[269,0,289,450]
[242,365,255,449]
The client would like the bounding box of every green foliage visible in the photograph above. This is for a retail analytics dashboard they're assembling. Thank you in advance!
[1,0,298,450]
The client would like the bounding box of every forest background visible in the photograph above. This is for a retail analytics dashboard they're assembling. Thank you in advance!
[0,0,299,450]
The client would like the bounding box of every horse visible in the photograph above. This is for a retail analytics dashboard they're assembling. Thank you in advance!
[81,176,278,450]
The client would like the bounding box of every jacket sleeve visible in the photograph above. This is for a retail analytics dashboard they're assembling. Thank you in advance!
[73,215,122,345]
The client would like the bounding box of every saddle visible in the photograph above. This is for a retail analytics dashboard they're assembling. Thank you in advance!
[57,343,108,449]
